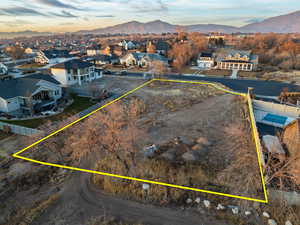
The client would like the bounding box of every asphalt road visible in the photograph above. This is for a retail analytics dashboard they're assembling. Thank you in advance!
[114,72,300,97]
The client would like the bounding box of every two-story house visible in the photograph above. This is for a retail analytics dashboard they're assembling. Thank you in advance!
[216,50,258,71]
[118,40,136,50]
[0,74,62,115]
[50,59,102,86]
[120,53,168,68]
[197,52,215,69]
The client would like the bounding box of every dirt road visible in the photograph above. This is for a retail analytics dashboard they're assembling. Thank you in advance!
[31,167,231,225]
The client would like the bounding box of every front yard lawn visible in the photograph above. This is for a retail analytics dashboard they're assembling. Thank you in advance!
[0,95,94,129]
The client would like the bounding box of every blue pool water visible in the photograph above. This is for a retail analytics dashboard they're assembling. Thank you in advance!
[263,113,287,125]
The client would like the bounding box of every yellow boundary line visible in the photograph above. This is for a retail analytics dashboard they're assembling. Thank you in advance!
[12,78,268,203]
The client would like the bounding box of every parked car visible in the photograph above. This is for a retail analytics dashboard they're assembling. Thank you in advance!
[116,70,127,76]
[41,111,56,116]
[103,70,112,75]
[120,70,127,75]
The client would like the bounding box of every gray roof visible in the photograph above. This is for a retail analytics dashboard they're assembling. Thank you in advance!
[142,53,168,62]
[43,49,72,59]
[25,73,60,85]
[51,59,93,69]
[216,49,257,63]
[0,75,60,99]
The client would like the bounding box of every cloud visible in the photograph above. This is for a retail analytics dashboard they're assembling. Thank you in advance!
[59,22,75,25]
[130,0,168,13]
[244,18,265,23]
[34,0,79,10]
[0,6,45,16]
[95,15,114,18]
[0,19,33,27]
[50,10,78,18]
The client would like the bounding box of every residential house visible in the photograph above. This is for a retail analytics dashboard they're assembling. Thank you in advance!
[216,49,258,71]
[120,52,168,68]
[35,49,73,64]
[155,40,170,56]
[86,45,102,56]
[93,54,119,66]
[139,53,169,68]
[24,48,33,54]
[146,41,156,54]
[50,59,102,86]
[120,52,146,67]
[118,40,136,50]
[197,52,215,69]
[99,45,124,57]
[0,74,62,115]
[82,54,119,66]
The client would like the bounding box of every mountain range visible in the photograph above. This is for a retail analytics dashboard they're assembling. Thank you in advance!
[80,10,300,34]
[1,10,300,39]
[0,30,52,39]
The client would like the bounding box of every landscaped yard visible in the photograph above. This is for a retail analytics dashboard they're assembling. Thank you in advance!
[0,95,95,129]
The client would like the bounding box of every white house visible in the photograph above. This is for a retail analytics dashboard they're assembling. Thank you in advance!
[216,49,259,71]
[120,53,146,66]
[35,49,73,64]
[197,52,215,69]
[0,74,62,115]
[118,40,136,50]
[50,59,102,87]
[120,53,168,68]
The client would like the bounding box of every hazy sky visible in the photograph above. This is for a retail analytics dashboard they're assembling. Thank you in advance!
[0,0,300,32]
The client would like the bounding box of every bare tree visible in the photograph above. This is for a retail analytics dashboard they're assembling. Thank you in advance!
[64,101,146,177]
[5,46,25,61]
[149,60,168,79]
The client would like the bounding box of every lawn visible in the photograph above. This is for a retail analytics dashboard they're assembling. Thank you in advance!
[0,95,94,129]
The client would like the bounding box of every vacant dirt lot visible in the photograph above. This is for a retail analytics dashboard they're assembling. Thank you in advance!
[89,81,263,202]
[0,79,265,225]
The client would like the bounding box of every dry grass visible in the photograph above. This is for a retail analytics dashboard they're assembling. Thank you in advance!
[5,193,59,225]
[93,153,210,204]
[88,216,144,225]
[263,199,300,225]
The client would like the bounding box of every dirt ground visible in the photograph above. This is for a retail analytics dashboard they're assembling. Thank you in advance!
[110,81,263,199]
[261,70,300,85]
[0,79,264,225]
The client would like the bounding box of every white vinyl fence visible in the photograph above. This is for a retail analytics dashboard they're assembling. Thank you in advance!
[0,121,41,136]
